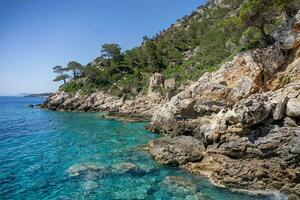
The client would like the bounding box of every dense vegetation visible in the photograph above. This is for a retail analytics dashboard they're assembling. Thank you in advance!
[53,0,299,97]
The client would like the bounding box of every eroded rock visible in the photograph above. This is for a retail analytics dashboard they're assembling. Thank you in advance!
[286,98,300,118]
[148,136,205,165]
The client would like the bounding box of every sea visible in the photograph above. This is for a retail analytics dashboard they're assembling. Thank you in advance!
[0,96,280,200]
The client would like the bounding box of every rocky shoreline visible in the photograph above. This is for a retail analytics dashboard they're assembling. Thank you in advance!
[41,85,169,122]
[145,10,300,199]
[42,10,300,199]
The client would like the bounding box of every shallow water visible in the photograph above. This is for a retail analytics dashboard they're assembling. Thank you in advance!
[0,97,276,200]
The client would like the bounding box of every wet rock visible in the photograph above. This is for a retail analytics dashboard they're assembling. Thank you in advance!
[148,136,205,165]
[146,120,199,137]
[111,177,151,200]
[111,162,138,174]
[67,163,109,177]
[161,176,200,197]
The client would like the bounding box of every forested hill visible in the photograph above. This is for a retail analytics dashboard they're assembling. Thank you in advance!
[52,0,300,97]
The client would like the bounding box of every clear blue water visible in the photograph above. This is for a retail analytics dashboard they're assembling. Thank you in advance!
[0,97,275,200]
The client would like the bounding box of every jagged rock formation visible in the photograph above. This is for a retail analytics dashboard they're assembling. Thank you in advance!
[146,10,300,198]
[42,1,300,198]
[42,72,176,121]
[42,90,167,121]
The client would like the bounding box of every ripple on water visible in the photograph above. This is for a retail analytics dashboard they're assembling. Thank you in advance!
[0,97,274,200]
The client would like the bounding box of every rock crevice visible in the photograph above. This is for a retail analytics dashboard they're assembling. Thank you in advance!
[146,10,300,199]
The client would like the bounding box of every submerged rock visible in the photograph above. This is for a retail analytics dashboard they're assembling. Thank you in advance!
[111,177,153,200]
[67,163,109,177]
[111,162,142,175]
[44,7,300,198]
[162,176,197,193]
[161,176,208,199]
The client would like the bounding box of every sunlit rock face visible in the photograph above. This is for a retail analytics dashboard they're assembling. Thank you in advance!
[147,10,300,198]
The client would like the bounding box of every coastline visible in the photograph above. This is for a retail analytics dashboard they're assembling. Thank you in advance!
[40,8,300,200]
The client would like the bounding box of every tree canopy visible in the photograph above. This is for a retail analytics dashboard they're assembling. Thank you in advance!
[101,43,123,63]
[66,61,83,78]
[230,0,297,47]
[52,0,299,96]
[53,74,71,84]
[52,65,70,84]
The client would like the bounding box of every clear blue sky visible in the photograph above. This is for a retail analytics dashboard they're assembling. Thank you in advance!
[0,0,205,95]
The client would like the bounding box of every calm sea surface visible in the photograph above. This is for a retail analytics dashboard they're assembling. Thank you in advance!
[0,97,277,199]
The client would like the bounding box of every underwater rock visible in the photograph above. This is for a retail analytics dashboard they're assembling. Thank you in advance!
[111,162,138,174]
[67,163,110,177]
[161,176,208,199]
[111,177,152,200]
[162,176,197,193]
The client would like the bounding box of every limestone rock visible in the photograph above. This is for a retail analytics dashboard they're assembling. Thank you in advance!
[162,176,197,193]
[148,73,164,93]
[284,117,298,127]
[148,136,205,165]
[164,78,176,90]
[273,96,289,120]
[286,98,300,118]
[275,10,300,50]
[67,163,109,177]
[235,93,272,127]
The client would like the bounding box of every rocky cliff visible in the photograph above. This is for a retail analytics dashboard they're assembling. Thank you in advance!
[42,66,181,121]
[42,2,300,199]
[146,10,300,199]
[42,89,167,121]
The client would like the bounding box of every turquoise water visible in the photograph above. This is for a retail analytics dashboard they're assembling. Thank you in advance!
[0,97,274,200]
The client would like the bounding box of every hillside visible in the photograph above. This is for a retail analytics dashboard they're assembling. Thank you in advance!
[43,0,300,198]
[56,0,298,98]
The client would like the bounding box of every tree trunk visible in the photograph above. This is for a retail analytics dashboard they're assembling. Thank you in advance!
[73,69,76,78]
[63,79,66,84]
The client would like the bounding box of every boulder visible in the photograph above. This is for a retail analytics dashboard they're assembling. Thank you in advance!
[204,110,228,142]
[67,163,109,177]
[286,98,300,118]
[163,176,197,192]
[164,78,176,90]
[235,94,272,127]
[284,117,298,127]
[273,96,289,120]
[148,136,205,165]
[110,162,147,176]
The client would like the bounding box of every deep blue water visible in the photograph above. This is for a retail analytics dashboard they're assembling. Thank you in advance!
[0,97,278,200]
